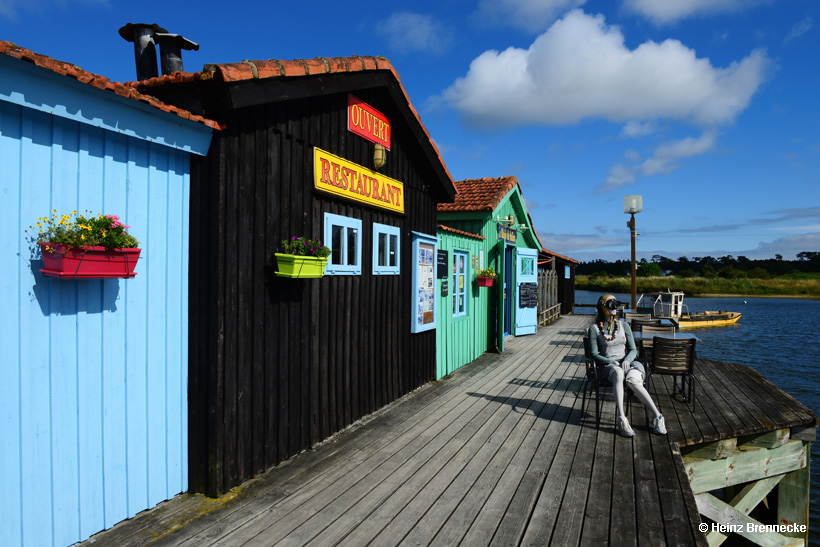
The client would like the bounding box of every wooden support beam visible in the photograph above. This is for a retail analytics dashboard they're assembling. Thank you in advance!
[695,493,804,547]
[789,426,816,442]
[738,429,790,450]
[777,446,811,543]
[705,476,784,547]
[682,438,737,460]
[685,440,807,494]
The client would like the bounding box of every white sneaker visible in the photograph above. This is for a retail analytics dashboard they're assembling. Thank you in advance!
[653,414,667,435]
[617,416,635,437]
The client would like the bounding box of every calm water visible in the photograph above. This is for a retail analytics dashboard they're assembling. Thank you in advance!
[576,290,820,544]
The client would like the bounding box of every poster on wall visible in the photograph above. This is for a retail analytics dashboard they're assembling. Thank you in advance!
[411,232,437,333]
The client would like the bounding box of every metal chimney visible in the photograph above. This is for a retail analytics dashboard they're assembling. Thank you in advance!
[155,32,199,75]
[119,23,198,80]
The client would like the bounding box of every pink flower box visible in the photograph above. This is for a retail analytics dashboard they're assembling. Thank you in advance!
[39,243,141,279]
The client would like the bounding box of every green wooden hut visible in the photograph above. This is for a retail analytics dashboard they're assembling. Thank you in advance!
[435,176,542,379]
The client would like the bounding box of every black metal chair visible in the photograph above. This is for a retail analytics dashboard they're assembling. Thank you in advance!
[637,325,676,361]
[649,337,697,411]
[581,335,632,426]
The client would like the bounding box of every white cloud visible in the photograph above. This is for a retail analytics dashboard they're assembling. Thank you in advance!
[440,10,771,129]
[640,131,717,175]
[472,0,587,33]
[0,0,108,21]
[623,0,769,25]
[377,12,453,55]
[746,233,820,259]
[598,131,717,193]
[621,121,656,137]
[784,17,813,43]
[538,232,624,252]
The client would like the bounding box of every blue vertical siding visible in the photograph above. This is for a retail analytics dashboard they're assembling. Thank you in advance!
[0,100,191,546]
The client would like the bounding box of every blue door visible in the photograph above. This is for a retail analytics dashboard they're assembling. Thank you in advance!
[515,248,538,335]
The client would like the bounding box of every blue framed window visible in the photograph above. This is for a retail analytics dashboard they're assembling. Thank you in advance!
[453,250,467,317]
[410,232,437,333]
[373,223,400,275]
[324,212,362,275]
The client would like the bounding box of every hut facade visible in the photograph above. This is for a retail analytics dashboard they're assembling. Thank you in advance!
[0,42,217,547]
[133,56,456,496]
[539,249,579,316]
[436,176,542,377]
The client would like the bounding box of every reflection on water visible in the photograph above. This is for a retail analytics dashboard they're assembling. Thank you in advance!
[576,290,820,544]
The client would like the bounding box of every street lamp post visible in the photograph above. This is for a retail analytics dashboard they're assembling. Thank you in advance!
[624,195,643,312]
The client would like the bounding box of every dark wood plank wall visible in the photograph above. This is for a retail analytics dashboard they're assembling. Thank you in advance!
[189,88,442,496]
[559,262,576,315]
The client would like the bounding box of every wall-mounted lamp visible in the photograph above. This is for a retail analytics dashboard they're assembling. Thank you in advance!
[515,224,529,232]
[496,214,515,226]
[373,143,387,169]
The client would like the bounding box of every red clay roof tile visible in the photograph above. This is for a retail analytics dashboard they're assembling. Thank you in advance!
[437,225,486,240]
[437,176,520,212]
[0,41,222,131]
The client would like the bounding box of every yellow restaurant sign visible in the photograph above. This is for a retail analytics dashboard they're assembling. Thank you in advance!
[313,147,405,214]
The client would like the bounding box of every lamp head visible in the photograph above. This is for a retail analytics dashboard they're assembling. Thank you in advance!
[623,195,642,214]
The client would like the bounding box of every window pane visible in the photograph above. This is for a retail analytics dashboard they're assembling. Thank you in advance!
[347,228,358,265]
[331,225,343,265]
[389,234,397,267]
[378,233,387,266]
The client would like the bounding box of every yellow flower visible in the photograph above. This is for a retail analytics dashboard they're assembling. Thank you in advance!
[81,234,85,240]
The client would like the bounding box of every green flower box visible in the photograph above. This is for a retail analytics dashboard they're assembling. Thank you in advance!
[274,254,329,278]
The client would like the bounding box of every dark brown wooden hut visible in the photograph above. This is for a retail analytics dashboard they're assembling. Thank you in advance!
[539,248,578,315]
[135,56,455,496]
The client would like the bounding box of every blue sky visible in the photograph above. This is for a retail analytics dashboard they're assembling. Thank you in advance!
[2,0,818,262]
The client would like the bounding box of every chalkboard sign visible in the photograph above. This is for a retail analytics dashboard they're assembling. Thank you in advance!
[441,280,449,297]
[518,282,538,308]
[437,250,448,279]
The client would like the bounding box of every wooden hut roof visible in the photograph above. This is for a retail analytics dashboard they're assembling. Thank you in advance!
[437,176,520,212]
[0,41,221,131]
[129,55,454,197]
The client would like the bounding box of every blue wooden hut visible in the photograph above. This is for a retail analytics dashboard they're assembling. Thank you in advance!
[0,42,217,547]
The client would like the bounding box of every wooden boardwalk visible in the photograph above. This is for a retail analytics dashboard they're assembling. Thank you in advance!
[80,314,816,547]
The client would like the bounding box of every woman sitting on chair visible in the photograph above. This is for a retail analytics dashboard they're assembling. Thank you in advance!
[588,295,667,437]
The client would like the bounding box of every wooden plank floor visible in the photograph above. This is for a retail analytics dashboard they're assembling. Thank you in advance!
[79,314,816,547]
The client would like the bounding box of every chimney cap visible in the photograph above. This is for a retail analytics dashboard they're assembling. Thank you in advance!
[118,23,169,42]
[155,32,199,51]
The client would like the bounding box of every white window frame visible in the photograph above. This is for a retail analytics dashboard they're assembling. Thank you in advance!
[324,212,362,275]
[372,223,400,275]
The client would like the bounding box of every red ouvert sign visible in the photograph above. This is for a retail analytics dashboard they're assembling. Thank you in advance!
[347,94,391,150]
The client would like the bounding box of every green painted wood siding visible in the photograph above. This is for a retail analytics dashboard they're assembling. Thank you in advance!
[435,231,495,379]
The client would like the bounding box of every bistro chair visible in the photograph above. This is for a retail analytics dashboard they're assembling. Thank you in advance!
[624,312,651,321]
[631,318,662,331]
[581,336,632,427]
[637,325,676,361]
[650,337,697,411]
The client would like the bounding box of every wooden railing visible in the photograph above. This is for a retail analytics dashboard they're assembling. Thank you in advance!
[537,270,560,325]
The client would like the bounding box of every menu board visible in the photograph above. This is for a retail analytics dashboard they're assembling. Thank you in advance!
[518,282,538,309]
[437,250,448,279]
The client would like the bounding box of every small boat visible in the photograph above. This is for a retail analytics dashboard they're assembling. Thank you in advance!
[635,291,741,329]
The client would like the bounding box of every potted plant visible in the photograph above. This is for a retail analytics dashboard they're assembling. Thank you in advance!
[476,267,498,287]
[274,236,332,278]
[29,210,141,278]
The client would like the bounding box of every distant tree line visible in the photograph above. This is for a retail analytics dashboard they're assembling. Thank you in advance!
[577,252,820,279]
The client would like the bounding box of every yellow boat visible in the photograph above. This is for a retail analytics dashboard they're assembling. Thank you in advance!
[677,310,742,329]
[635,291,741,329]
